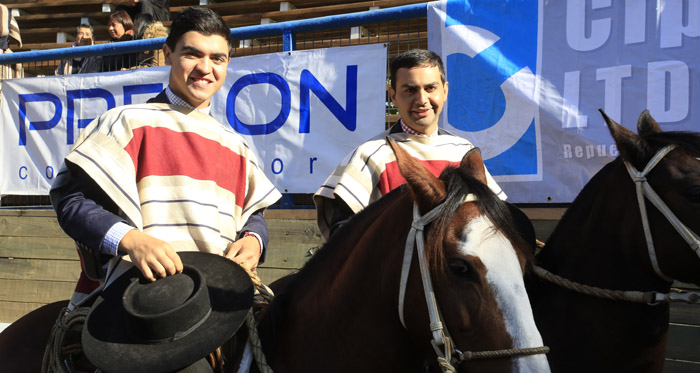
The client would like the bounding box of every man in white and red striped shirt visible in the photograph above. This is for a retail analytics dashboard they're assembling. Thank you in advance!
[314,49,506,240]
[51,7,281,306]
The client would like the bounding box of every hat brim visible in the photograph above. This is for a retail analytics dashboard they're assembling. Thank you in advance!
[82,252,253,373]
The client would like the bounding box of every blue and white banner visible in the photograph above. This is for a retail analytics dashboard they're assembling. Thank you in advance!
[429,0,699,202]
[0,44,387,195]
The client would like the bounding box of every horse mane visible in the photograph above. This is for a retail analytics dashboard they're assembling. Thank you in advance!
[426,166,532,280]
[260,186,409,336]
[547,129,700,249]
[290,185,407,288]
[645,131,700,156]
[545,158,618,249]
[621,130,700,169]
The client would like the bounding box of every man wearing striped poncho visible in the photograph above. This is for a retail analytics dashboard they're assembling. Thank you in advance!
[314,49,506,240]
[50,7,281,305]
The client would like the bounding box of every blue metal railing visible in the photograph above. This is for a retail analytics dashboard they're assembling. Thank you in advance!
[0,3,428,65]
[0,2,428,206]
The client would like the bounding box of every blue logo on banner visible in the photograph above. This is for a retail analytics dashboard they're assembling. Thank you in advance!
[442,0,538,177]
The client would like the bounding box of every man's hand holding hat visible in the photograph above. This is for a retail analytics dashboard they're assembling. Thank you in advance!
[118,230,184,281]
[82,251,254,373]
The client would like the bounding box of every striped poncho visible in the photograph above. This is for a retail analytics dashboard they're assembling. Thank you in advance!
[53,103,281,256]
[314,126,506,239]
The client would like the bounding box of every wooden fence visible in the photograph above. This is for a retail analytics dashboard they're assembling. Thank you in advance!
[0,207,698,370]
[0,208,323,321]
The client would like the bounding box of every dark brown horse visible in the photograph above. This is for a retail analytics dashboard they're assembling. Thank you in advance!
[0,140,550,373]
[528,110,700,372]
[0,300,69,372]
[248,139,550,372]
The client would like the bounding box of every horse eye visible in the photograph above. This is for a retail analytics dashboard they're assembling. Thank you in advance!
[685,186,700,203]
[448,259,470,277]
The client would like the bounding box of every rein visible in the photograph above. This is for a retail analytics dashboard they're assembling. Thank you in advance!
[398,196,549,373]
[536,145,700,305]
[533,266,700,304]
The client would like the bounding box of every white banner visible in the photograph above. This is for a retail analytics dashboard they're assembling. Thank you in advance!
[0,44,387,195]
[428,0,699,202]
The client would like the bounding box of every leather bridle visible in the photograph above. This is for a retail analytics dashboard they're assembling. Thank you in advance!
[623,145,700,282]
[398,196,549,372]
[535,145,700,305]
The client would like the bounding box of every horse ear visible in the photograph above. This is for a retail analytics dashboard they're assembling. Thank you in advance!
[460,147,488,185]
[637,110,663,137]
[386,137,446,211]
[599,109,643,162]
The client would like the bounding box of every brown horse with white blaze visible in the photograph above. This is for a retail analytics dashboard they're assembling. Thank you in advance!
[252,138,550,372]
[0,138,551,372]
[528,110,700,372]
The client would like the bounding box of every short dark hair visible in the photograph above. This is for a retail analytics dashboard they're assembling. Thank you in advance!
[389,49,446,90]
[109,10,133,31]
[166,7,232,53]
[77,23,94,35]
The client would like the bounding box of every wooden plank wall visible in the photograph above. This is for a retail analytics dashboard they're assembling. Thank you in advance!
[0,209,78,322]
[0,208,325,322]
[0,208,698,369]
[0,208,321,322]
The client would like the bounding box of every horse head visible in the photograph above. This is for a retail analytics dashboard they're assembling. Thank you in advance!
[388,138,550,373]
[600,109,700,286]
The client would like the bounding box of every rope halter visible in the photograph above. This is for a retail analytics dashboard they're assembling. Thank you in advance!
[398,195,549,372]
[624,145,700,282]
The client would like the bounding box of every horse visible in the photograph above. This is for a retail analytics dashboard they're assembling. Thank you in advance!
[0,138,551,373]
[0,300,69,372]
[249,138,550,372]
[527,110,700,373]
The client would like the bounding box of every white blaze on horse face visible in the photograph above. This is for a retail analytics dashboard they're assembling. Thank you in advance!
[459,215,551,372]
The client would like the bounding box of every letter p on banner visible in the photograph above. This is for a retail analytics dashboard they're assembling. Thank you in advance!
[18,92,63,146]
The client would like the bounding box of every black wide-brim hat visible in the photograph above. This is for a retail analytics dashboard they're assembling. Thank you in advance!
[82,252,254,373]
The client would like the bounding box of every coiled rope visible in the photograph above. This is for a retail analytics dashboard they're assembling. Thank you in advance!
[41,306,92,373]
[243,268,275,373]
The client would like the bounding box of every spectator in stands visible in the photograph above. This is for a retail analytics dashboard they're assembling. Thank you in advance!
[128,13,168,69]
[55,24,94,75]
[0,3,23,87]
[73,10,137,74]
[118,0,170,24]
[98,10,138,72]
[51,6,280,306]
[108,9,135,41]
[314,49,507,240]
[0,4,21,52]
